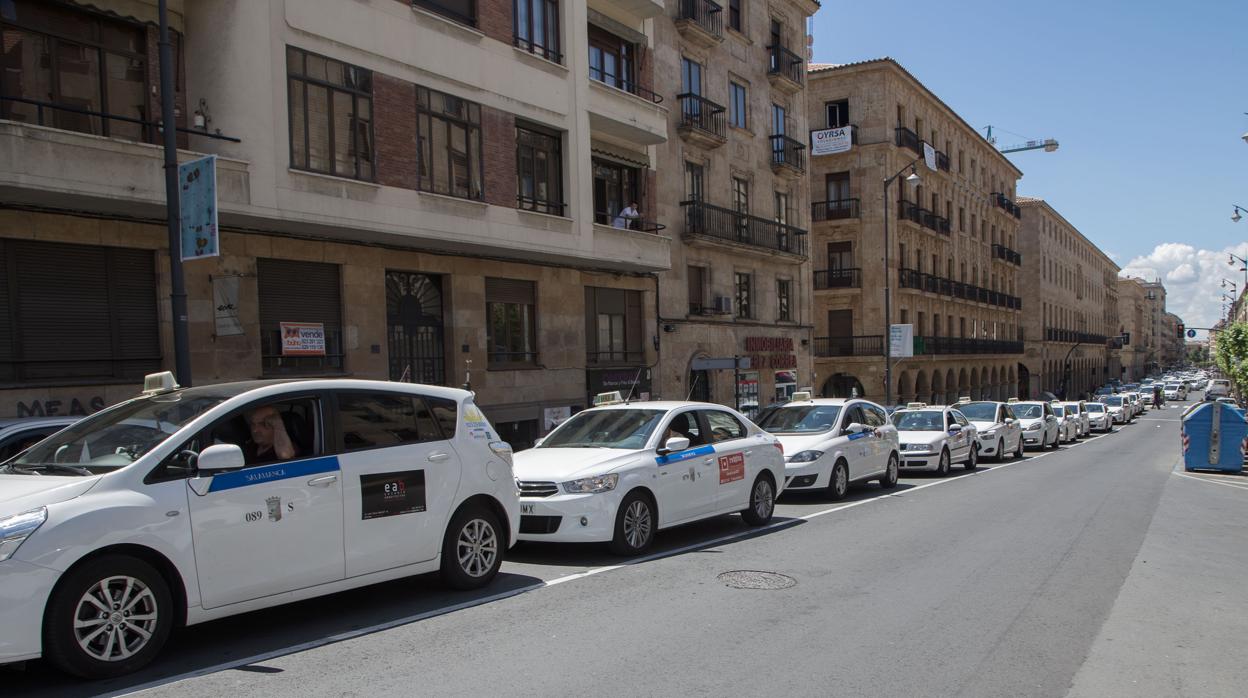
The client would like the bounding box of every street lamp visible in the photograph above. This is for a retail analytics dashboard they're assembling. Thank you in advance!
[882,157,922,406]
[1233,205,1248,223]
[1230,251,1248,287]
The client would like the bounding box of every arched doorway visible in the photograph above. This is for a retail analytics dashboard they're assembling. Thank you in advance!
[1018,363,1031,400]
[821,373,866,399]
[958,368,969,399]
[914,371,929,405]
[387,271,446,384]
[930,369,943,405]
[945,372,957,405]
[970,368,980,399]
[898,371,913,405]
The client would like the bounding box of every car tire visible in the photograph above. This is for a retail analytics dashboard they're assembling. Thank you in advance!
[609,490,656,556]
[43,554,173,679]
[936,449,951,477]
[964,446,978,471]
[879,453,899,489]
[440,503,503,590]
[1014,437,1025,459]
[828,460,849,501]
[995,439,1005,462]
[741,474,776,526]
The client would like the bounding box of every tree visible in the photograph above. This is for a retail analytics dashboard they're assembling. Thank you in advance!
[1212,322,1248,401]
[1187,344,1210,365]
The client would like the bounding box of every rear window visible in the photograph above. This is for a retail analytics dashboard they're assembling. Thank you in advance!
[338,393,437,450]
[428,396,459,438]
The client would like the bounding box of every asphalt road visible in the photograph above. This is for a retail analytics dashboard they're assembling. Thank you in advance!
[7,398,1246,697]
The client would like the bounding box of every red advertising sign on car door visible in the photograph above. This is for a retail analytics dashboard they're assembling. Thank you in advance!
[718,452,745,484]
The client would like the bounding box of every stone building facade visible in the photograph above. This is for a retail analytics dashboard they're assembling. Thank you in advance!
[1017,198,1120,399]
[649,0,820,420]
[0,0,676,446]
[1117,277,1155,381]
[804,58,1025,405]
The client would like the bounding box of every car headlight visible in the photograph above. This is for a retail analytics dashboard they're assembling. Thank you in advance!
[981,429,998,438]
[0,507,47,562]
[561,473,619,494]
[787,450,824,463]
[903,443,926,451]
[1026,423,1041,431]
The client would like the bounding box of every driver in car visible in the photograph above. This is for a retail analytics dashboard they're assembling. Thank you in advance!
[243,405,300,464]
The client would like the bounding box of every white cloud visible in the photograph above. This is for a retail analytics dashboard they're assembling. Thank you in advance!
[1120,241,1248,332]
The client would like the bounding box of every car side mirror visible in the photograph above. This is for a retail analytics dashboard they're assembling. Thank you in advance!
[1004,417,1016,425]
[948,424,963,433]
[658,436,690,455]
[196,443,245,476]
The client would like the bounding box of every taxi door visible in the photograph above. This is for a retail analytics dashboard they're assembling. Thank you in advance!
[948,411,972,461]
[653,409,717,524]
[702,410,755,513]
[334,391,462,578]
[186,395,345,610]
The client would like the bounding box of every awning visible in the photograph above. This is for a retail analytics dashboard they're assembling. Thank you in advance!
[71,0,186,32]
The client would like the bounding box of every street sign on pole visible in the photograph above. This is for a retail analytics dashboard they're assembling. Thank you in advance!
[1187,329,1197,339]
[890,324,914,358]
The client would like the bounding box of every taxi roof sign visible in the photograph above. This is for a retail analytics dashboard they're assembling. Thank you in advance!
[790,391,813,402]
[906,402,926,409]
[142,371,179,396]
[593,391,625,407]
[957,396,971,404]
[1007,397,1019,403]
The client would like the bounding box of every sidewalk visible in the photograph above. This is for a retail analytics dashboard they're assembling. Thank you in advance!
[1066,463,1248,697]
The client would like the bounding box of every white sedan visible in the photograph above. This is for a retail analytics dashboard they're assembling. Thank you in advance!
[1100,396,1130,424]
[891,405,979,475]
[757,397,900,500]
[0,373,519,678]
[1010,400,1062,450]
[954,400,1024,461]
[1051,404,1079,443]
[1084,402,1113,432]
[513,400,784,555]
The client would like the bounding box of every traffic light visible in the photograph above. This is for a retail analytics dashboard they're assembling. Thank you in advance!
[1176,323,1185,339]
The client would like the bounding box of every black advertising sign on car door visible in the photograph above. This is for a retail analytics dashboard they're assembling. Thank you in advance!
[360,470,427,520]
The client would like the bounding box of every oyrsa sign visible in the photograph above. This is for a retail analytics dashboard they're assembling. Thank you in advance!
[744,336,797,369]
[280,322,326,356]
[810,126,853,156]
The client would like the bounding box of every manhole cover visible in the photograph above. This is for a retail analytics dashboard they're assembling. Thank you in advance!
[717,570,797,590]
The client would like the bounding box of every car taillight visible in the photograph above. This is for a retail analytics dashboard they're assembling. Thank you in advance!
[773,441,784,456]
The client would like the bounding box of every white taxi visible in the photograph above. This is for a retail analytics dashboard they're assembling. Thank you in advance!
[1084,401,1112,432]
[0,373,519,678]
[1061,401,1091,436]
[1099,395,1130,424]
[954,399,1024,461]
[512,397,784,555]
[891,404,979,475]
[756,395,900,500]
[1010,400,1062,450]
[1051,403,1078,444]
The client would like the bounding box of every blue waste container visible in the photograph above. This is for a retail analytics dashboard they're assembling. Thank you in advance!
[1181,401,1247,473]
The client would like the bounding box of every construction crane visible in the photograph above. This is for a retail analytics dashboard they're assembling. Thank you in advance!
[984,125,1059,154]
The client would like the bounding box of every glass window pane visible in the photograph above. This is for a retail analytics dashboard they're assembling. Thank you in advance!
[104,52,145,141]
[54,40,102,135]
[289,79,306,168]
[305,53,328,82]
[431,121,450,194]
[332,90,353,177]
[0,29,53,126]
[306,84,330,172]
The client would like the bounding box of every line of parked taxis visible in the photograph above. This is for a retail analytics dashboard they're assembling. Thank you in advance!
[0,372,1145,679]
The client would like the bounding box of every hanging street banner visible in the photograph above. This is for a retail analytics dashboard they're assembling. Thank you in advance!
[810,126,853,156]
[890,324,914,358]
[179,154,219,261]
[923,142,937,171]
[280,322,327,356]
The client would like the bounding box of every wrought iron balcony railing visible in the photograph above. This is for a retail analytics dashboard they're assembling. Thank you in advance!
[681,200,808,256]
[811,198,860,221]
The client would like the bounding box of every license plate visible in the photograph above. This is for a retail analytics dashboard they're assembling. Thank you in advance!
[521,503,535,514]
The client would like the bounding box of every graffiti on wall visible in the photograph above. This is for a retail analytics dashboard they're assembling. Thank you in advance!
[15,397,106,418]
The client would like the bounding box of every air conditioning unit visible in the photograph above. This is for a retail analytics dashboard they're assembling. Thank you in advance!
[714,296,733,314]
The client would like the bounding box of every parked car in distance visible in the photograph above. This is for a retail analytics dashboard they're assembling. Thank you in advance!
[0,416,81,463]
[1051,404,1078,443]
[1084,402,1112,432]
[1206,379,1231,399]
[891,404,979,475]
[954,399,1024,461]
[1061,401,1090,436]
[1011,400,1062,450]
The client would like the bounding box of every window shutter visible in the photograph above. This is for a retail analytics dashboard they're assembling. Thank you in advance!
[485,278,535,305]
[258,259,342,327]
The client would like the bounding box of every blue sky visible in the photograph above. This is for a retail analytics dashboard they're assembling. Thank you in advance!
[811,0,1246,332]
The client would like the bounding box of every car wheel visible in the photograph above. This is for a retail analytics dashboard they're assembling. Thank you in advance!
[741,474,776,526]
[609,490,656,556]
[995,439,1005,462]
[827,460,849,500]
[43,555,173,679]
[1014,437,1025,459]
[879,453,899,489]
[440,503,503,589]
[964,446,978,471]
[936,449,951,477]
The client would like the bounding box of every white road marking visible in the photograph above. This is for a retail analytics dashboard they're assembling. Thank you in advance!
[118,443,1099,696]
[1174,472,1248,491]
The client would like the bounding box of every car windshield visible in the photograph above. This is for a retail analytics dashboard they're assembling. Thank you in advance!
[1063,404,1080,413]
[756,405,842,433]
[1053,406,1066,417]
[539,409,664,449]
[1166,384,1180,389]
[957,402,998,421]
[1013,404,1043,418]
[893,411,945,431]
[6,391,230,475]
[1086,403,1105,413]
[1104,397,1124,406]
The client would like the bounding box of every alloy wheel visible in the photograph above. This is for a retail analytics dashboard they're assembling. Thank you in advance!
[623,499,653,550]
[456,518,499,578]
[72,575,159,663]
[753,478,775,519]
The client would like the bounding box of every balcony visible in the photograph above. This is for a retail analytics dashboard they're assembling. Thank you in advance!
[894,127,923,155]
[814,268,862,290]
[766,45,804,93]
[993,193,1022,219]
[813,335,883,358]
[675,0,724,48]
[1043,329,1108,345]
[588,74,668,146]
[770,135,806,177]
[936,150,950,172]
[676,93,727,148]
[811,198,860,222]
[597,0,665,19]
[992,243,1023,266]
[913,336,1025,356]
[681,200,808,257]
[899,199,923,225]
[920,209,951,236]
[897,268,1022,310]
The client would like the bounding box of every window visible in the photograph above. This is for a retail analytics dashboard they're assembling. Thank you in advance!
[338,393,439,451]
[688,265,707,314]
[516,122,563,215]
[703,410,746,442]
[592,157,640,227]
[0,0,154,142]
[486,278,537,367]
[826,172,850,202]
[728,0,742,32]
[414,0,476,26]
[585,287,643,364]
[729,82,748,128]
[514,0,560,62]
[287,47,374,181]
[735,272,752,319]
[825,99,849,128]
[681,57,703,95]
[774,192,789,226]
[777,279,792,321]
[685,161,704,201]
[416,86,482,199]
[589,24,635,92]
[733,177,749,215]
[771,103,787,135]
[258,258,344,375]
[0,240,159,384]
